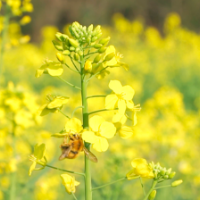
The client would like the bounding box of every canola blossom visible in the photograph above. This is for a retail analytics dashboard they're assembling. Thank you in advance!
[82,115,116,152]
[60,174,80,194]
[105,80,135,114]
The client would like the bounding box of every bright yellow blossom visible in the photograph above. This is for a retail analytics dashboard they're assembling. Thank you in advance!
[29,144,46,176]
[105,80,135,114]
[82,115,116,152]
[60,174,80,194]
[126,158,154,180]
[37,96,69,116]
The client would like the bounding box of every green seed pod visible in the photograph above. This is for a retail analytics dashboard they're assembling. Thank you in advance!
[69,46,75,51]
[104,52,115,61]
[69,38,79,48]
[98,47,107,53]
[63,50,70,56]
[93,44,103,49]
[148,190,156,200]
[99,36,110,45]
[171,180,183,187]
[94,54,102,63]
[74,53,80,61]
[56,52,64,63]
[52,40,63,51]
[169,172,176,179]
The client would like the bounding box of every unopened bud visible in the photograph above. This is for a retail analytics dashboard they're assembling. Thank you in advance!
[63,50,70,56]
[88,24,93,33]
[52,40,63,51]
[55,32,68,42]
[84,60,92,72]
[74,53,80,61]
[98,47,107,53]
[69,38,79,48]
[104,52,115,61]
[96,32,102,39]
[171,180,183,187]
[169,172,176,179]
[56,52,64,63]
[164,175,169,179]
[91,36,98,42]
[93,44,103,49]
[99,36,110,45]
[69,47,75,51]
[94,54,102,63]
[148,190,156,200]
[93,25,101,35]
[160,170,165,176]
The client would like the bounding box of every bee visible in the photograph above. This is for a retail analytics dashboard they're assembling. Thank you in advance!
[59,134,98,163]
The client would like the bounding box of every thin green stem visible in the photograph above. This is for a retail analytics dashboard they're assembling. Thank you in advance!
[140,177,146,196]
[80,56,92,200]
[143,180,157,200]
[69,56,80,73]
[88,108,118,116]
[86,95,107,99]
[46,164,85,177]
[85,51,98,57]
[155,185,171,190]
[72,192,78,200]
[92,177,126,191]
[58,109,70,119]
[58,77,81,90]
[64,63,80,74]
[71,106,84,118]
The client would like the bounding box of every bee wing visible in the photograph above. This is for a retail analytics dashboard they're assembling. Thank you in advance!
[59,145,72,160]
[83,147,98,163]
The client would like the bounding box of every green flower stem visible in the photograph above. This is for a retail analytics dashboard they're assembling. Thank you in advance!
[0,5,10,84]
[80,56,92,200]
[140,177,146,196]
[86,95,107,99]
[69,56,80,73]
[88,108,118,115]
[154,185,171,190]
[143,180,157,200]
[92,177,126,191]
[64,63,80,74]
[58,77,81,90]
[85,51,98,57]
[72,192,78,200]
[45,164,85,177]
[71,106,84,118]
[58,109,70,119]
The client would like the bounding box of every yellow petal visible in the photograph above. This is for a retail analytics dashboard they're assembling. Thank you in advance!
[47,96,69,109]
[118,99,126,114]
[109,80,123,94]
[126,100,134,109]
[46,62,63,76]
[118,126,133,139]
[29,161,36,176]
[89,115,105,132]
[99,121,116,139]
[105,94,118,109]
[131,158,148,168]
[82,131,97,144]
[122,85,135,100]
[112,112,127,124]
[65,118,83,133]
[34,143,46,159]
[92,136,109,152]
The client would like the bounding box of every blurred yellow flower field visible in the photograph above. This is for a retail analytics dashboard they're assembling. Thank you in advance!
[0,3,200,199]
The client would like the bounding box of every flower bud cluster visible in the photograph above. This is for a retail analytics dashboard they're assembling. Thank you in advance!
[149,162,176,181]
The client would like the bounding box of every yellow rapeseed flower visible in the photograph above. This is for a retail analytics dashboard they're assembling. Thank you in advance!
[105,80,135,114]
[82,115,116,152]
[60,174,80,194]
[126,158,154,180]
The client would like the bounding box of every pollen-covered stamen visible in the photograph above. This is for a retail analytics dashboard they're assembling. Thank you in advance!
[29,155,36,162]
